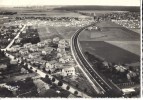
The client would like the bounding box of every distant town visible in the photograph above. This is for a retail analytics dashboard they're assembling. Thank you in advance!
[0,5,140,98]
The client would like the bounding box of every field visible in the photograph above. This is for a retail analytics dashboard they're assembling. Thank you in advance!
[78,10,127,16]
[51,26,79,39]
[79,21,140,41]
[80,41,140,64]
[36,22,79,40]
[105,41,140,56]
[17,10,88,17]
[129,28,140,34]
[37,25,64,40]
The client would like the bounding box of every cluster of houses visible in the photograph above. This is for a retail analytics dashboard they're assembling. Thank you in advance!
[0,25,22,48]
[7,37,76,77]
[112,20,140,29]
[114,65,138,81]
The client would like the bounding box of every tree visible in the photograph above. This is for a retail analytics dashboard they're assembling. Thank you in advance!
[60,76,63,80]
[74,91,78,95]
[84,88,87,93]
[58,81,63,86]
[0,87,14,97]
[48,70,51,74]
[66,86,70,90]
[25,77,33,83]
[30,67,33,70]
[45,75,49,78]
[52,78,55,82]
[75,84,79,88]
[42,67,45,71]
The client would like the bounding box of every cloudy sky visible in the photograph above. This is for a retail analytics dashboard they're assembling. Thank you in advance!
[0,0,140,7]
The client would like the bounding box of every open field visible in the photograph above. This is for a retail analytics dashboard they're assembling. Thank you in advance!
[78,10,128,16]
[18,10,86,17]
[51,26,79,39]
[37,25,64,40]
[79,21,140,41]
[129,28,140,34]
[105,41,140,56]
[80,41,140,64]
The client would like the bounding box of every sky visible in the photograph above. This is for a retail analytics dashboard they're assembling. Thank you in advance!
[0,0,140,7]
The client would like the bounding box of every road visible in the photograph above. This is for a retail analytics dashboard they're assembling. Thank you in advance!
[71,22,123,97]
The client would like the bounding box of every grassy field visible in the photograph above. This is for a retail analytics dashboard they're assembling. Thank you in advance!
[51,26,79,39]
[80,41,140,64]
[37,25,64,40]
[129,28,140,34]
[105,41,140,56]
[79,21,140,41]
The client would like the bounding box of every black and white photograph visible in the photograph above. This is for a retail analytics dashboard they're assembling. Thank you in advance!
[0,0,141,98]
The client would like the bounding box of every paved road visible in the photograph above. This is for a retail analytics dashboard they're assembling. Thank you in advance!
[71,22,123,97]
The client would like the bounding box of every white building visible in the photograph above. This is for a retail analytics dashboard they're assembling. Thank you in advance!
[57,53,63,58]
[24,43,32,49]
[57,48,65,53]
[29,45,39,52]
[45,60,58,72]
[43,39,51,45]
[0,64,7,70]
[28,54,36,59]
[61,66,75,76]
[19,49,29,55]
[114,65,126,72]
[37,42,45,48]
[10,59,18,65]
[59,58,66,64]
[41,47,53,55]
[8,45,20,52]
[53,37,60,43]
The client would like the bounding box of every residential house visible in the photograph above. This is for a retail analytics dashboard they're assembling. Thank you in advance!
[114,65,126,72]
[127,71,137,80]
[58,43,66,49]
[61,66,75,76]
[37,42,45,48]
[41,47,53,55]
[15,38,22,44]
[58,39,66,45]
[24,43,32,49]
[53,37,60,43]
[8,45,20,52]
[0,64,7,71]
[10,59,18,65]
[43,39,51,45]
[45,60,58,72]
[20,68,28,74]
[57,53,63,58]
[28,54,36,59]
[19,49,29,55]
[29,45,39,52]
[57,48,65,53]
[59,58,66,64]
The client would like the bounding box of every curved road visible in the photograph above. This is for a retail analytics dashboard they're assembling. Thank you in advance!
[71,22,123,97]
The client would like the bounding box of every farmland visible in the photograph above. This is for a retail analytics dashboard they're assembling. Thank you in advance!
[79,21,140,41]
[80,41,140,64]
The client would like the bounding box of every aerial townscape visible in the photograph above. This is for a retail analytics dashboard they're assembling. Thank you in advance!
[0,5,140,98]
